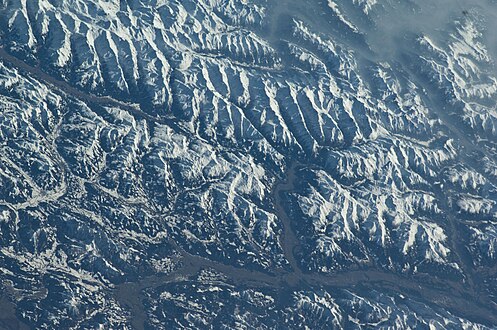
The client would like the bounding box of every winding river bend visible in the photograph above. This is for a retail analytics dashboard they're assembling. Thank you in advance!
[271,162,303,276]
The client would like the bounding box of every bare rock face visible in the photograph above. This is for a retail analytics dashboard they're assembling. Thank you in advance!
[0,0,496,328]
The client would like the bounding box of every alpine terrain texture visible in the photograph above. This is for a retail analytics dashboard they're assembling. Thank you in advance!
[0,0,497,329]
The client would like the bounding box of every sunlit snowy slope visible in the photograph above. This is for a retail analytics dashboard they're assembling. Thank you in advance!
[0,0,497,328]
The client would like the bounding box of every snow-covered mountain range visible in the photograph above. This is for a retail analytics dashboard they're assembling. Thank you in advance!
[0,0,496,328]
